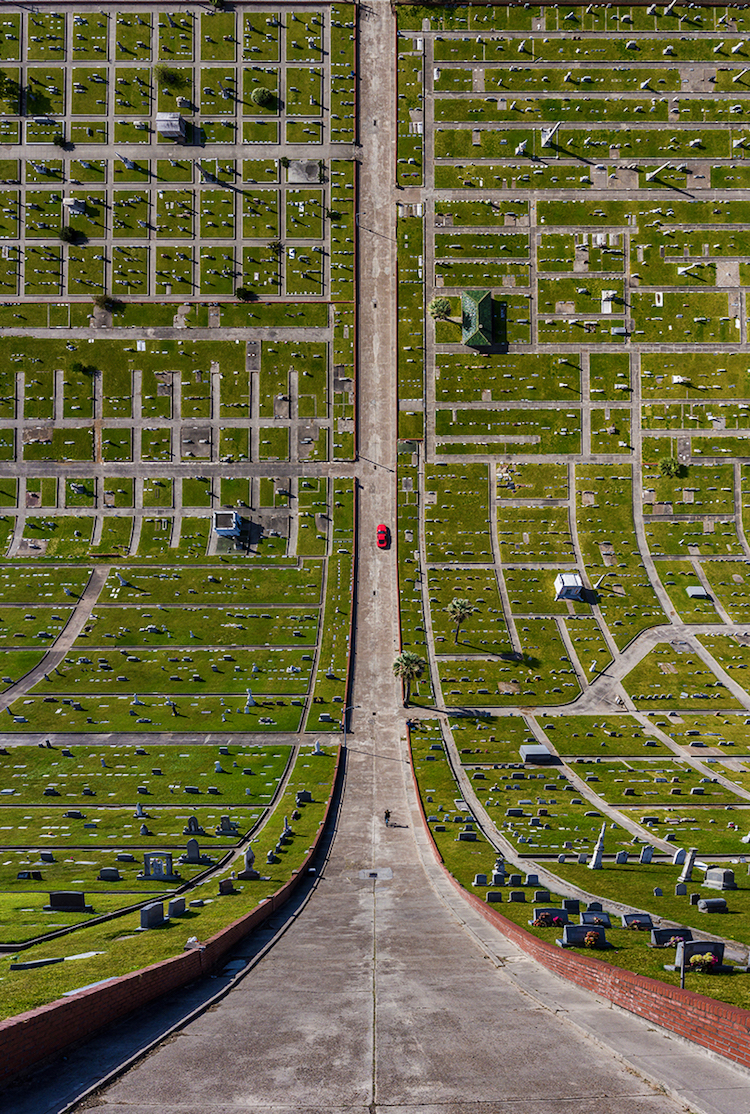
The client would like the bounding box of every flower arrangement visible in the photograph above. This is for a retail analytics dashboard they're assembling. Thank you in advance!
[592,917,606,925]
[665,934,688,948]
[583,930,601,949]
[628,920,649,931]
[688,952,719,974]
[532,913,562,927]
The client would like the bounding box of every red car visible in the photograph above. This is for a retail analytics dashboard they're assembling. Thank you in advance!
[376,524,390,549]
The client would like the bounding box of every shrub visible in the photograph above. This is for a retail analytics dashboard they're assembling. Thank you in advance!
[250,86,274,108]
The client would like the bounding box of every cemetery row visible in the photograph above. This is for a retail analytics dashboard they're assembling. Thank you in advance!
[410,719,750,1010]
[0,740,339,1019]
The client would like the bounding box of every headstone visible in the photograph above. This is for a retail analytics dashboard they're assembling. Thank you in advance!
[473,873,488,887]
[183,815,206,836]
[704,867,737,890]
[653,887,663,897]
[651,927,692,947]
[296,789,313,804]
[215,761,223,773]
[139,823,151,836]
[216,815,239,835]
[621,913,653,930]
[532,908,569,925]
[508,891,525,902]
[581,910,612,928]
[615,851,628,865]
[238,844,259,880]
[533,890,551,903]
[485,891,503,903]
[168,897,186,917]
[588,823,606,870]
[218,878,235,895]
[98,867,121,882]
[672,847,686,866]
[138,852,181,882]
[577,853,588,865]
[557,855,566,863]
[587,901,603,911]
[185,838,200,863]
[525,873,540,887]
[17,870,43,881]
[675,882,687,896]
[116,853,136,862]
[39,851,55,863]
[639,845,653,864]
[267,849,279,864]
[44,891,92,912]
[140,902,164,929]
[313,739,323,755]
[508,873,522,886]
[562,899,580,915]
[219,746,230,756]
[678,846,698,884]
[698,897,728,913]
[690,893,700,906]
[560,924,610,948]
[674,939,725,969]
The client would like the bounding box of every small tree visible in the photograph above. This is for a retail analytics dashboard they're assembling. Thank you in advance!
[325,208,342,222]
[268,239,283,256]
[428,296,452,321]
[392,651,426,707]
[659,457,682,478]
[445,597,475,644]
[250,86,274,108]
[235,286,257,302]
[58,226,79,244]
[154,65,187,90]
[52,133,66,149]
[279,156,290,169]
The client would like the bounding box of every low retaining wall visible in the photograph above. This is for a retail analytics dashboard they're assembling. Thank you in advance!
[410,750,750,1072]
[0,750,341,1085]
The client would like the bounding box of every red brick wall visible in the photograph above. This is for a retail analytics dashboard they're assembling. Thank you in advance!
[0,750,341,1084]
[410,750,750,1070]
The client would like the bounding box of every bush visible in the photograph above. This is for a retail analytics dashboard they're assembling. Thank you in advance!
[58,227,80,244]
[250,86,274,108]
[154,65,187,90]
[235,287,257,303]
[428,296,452,321]
[659,457,684,479]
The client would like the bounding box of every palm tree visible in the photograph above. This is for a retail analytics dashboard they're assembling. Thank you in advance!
[392,651,426,707]
[445,597,474,644]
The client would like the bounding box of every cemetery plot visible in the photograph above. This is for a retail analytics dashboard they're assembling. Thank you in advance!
[452,713,539,765]
[427,568,508,654]
[622,644,741,710]
[496,506,575,564]
[543,716,671,758]
[424,464,492,563]
[0,741,338,1017]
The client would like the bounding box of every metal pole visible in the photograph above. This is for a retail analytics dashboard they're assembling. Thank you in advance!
[680,945,686,990]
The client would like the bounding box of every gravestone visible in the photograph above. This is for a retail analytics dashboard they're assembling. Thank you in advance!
[532,908,569,925]
[473,873,488,887]
[185,838,200,863]
[44,891,92,912]
[296,789,313,804]
[690,893,701,906]
[216,815,239,835]
[653,887,663,897]
[139,823,151,837]
[140,902,165,929]
[485,891,503,903]
[508,891,525,902]
[267,849,280,864]
[39,851,55,863]
[238,844,260,880]
[674,939,725,969]
[639,845,653,864]
[581,910,612,928]
[704,867,737,890]
[562,899,580,916]
[168,897,186,917]
[218,878,235,895]
[525,873,540,887]
[557,855,566,864]
[672,847,686,866]
[533,890,551,903]
[698,897,728,913]
[678,846,698,884]
[183,815,206,836]
[508,873,522,886]
[98,867,121,882]
[17,870,43,881]
[651,927,692,947]
[116,853,136,862]
[587,901,603,911]
[138,852,181,882]
[559,924,611,949]
[621,913,653,930]
[615,851,628,865]
[577,853,588,865]
[675,883,687,896]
